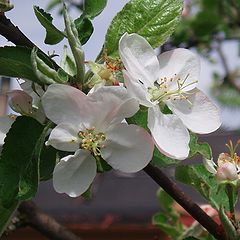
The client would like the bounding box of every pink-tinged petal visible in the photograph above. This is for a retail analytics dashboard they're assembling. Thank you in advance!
[53,149,96,197]
[42,84,96,126]
[158,48,200,92]
[102,123,154,173]
[147,107,190,160]
[119,33,159,87]
[167,89,221,134]
[46,123,80,152]
[7,90,33,114]
[89,86,139,130]
[216,162,238,182]
[0,115,15,145]
[123,70,153,108]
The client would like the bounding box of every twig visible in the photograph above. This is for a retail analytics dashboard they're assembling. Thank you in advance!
[144,164,225,240]
[18,201,82,240]
[0,13,60,70]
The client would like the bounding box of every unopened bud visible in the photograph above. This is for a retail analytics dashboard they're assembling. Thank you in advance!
[216,162,238,182]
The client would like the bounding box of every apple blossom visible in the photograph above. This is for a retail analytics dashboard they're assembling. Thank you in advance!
[119,33,221,160]
[203,140,240,183]
[42,84,154,197]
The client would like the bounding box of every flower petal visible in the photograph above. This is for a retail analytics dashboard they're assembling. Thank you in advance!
[167,89,221,134]
[102,123,154,173]
[42,84,96,126]
[7,90,33,114]
[0,115,15,145]
[158,48,200,92]
[119,33,159,87]
[89,86,139,130]
[46,123,80,152]
[203,158,217,174]
[147,107,190,160]
[123,70,153,107]
[53,149,96,197]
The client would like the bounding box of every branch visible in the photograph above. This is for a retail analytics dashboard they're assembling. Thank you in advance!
[144,164,225,240]
[0,13,60,70]
[18,201,82,240]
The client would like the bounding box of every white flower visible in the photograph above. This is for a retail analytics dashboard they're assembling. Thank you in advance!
[203,141,240,183]
[119,33,221,160]
[42,84,154,197]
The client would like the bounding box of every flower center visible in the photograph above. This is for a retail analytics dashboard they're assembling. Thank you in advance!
[147,73,197,104]
[78,127,106,157]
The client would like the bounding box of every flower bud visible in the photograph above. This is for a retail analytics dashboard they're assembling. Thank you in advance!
[216,162,238,182]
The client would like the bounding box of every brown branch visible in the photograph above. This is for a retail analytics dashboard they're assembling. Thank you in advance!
[18,201,82,240]
[144,164,225,240]
[0,13,60,70]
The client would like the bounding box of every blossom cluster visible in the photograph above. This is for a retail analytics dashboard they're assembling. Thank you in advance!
[0,33,221,197]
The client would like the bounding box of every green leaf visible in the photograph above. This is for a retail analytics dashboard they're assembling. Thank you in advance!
[34,6,65,45]
[152,147,179,168]
[152,212,182,238]
[157,188,174,212]
[219,205,237,240]
[0,46,39,82]
[60,45,77,76]
[104,0,183,57]
[0,201,19,237]
[0,116,45,207]
[189,133,212,160]
[84,0,107,19]
[39,145,57,181]
[74,16,94,45]
[175,164,237,210]
[127,107,148,129]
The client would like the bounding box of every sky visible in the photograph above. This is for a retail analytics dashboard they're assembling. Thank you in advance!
[1,0,240,130]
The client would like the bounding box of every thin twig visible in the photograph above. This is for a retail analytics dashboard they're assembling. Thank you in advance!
[144,164,225,240]
[18,201,82,240]
[0,13,60,70]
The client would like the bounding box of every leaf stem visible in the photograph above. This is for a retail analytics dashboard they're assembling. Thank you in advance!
[226,184,236,223]
[144,164,225,240]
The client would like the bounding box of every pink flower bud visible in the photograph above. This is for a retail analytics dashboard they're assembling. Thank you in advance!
[216,162,238,182]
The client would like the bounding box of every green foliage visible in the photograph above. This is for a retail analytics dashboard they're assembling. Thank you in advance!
[0,201,19,237]
[34,6,65,45]
[74,16,94,45]
[104,0,183,57]
[175,164,237,211]
[188,133,212,160]
[0,116,47,207]
[84,0,107,19]
[60,45,77,76]
[0,46,39,82]
[219,205,238,240]
[153,189,183,239]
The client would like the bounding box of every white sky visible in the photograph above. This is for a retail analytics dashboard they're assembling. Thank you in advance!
[1,0,240,130]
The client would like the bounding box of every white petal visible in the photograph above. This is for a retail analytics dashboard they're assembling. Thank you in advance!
[53,149,96,197]
[7,90,33,114]
[102,123,154,173]
[147,107,190,160]
[123,70,153,107]
[203,158,217,174]
[42,84,96,126]
[158,48,200,92]
[119,33,159,87]
[46,123,80,152]
[0,115,15,145]
[216,162,238,182]
[89,86,139,130]
[168,89,221,134]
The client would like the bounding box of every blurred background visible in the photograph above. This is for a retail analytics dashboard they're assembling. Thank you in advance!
[0,0,240,239]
